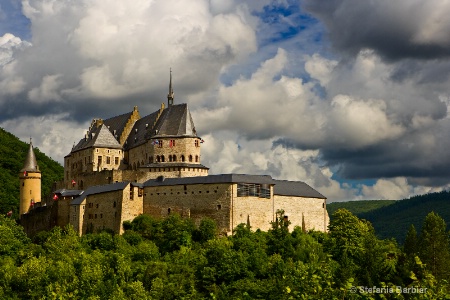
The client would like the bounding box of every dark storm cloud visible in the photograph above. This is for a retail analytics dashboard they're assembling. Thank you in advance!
[303,0,450,60]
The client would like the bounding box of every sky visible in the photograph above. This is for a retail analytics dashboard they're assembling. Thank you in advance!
[1,0,450,202]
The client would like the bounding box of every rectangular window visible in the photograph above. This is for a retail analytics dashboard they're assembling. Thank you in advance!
[97,156,102,165]
[158,140,163,148]
[106,156,111,164]
[138,188,143,197]
[195,140,199,147]
[115,157,119,165]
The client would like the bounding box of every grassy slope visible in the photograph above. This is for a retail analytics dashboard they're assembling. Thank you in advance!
[0,128,64,218]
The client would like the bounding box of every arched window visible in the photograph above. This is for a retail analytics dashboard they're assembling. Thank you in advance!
[156,155,160,162]
[181,155,185,162]
[189,155,193,162]
[161,155,165,162]
[169,155,172,162]
[173,155,177,162]
[195,155,199,162]
[149,156,153,163]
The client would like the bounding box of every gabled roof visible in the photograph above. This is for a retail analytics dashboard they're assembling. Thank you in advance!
[72,123,122,152]
[124,110,160,150]
[21,142,40,172]
[71,181,130,205]
[153,104,197,137]
[103,111,134,142]
[273,180,326,199]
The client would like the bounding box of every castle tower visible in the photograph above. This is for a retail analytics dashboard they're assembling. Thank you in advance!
[167,68,174,107]
[19,139,41,217]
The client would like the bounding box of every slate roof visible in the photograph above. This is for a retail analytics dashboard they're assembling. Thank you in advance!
[143,174,326,199]
[153,104,197,137]
[273,180,326,199]
[71,181,130,205]
[53,189,84,197]
[124,111,160,150]
[21,142,40,172]
[103,111,134,142]
[144,174,274,187]
[72,123,122,152]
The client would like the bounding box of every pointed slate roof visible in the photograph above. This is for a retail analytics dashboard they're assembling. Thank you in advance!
[72,123,122,152]
[21,141,40,172]
[153,104,197,137]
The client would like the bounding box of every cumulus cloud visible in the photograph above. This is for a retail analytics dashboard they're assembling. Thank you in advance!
[3,0,450,201]
[303,0,450,60]
[1,0,257,122]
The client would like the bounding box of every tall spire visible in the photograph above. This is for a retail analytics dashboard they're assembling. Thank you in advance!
[21,138,40,172]
[167,68,174,107]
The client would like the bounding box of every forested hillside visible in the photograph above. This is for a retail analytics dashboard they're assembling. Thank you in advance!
[0,210,449,299]
[327,200,396,216]
[328,192,450,243]
[360,191,450,243]
[0,128,64,217]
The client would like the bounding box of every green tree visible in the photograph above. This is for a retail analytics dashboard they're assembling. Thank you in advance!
[419,211,450,281]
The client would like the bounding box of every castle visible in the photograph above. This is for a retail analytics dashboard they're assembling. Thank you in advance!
[19,74,329,236]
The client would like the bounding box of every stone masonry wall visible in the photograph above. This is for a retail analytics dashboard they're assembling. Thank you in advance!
[143,183,232,233]
[231,184,275,232]
[118,185,144,234]
[274,195,329,232]
[82,189,125,234]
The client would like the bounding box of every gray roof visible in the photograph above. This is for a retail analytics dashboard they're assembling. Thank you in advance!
[103,111,134,142]
[124,111,160,150]
[53,189,84,197]
[71,181,130,205]
[72,123,122,152]
[21,142,40,172]
[144,174,274,187]
[273,180,326,199]
[153,104,197,137]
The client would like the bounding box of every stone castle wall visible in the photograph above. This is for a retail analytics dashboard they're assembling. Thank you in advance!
[143,183,232,232]
[274,195,329,232]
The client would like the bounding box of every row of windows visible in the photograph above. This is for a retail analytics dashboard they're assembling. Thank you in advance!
[237,183,271,199]
[152,154,199,163]
[88,213,103,219]
[153,140,201,148]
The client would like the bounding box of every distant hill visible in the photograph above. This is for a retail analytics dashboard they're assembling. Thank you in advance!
[0,128,64,218]
[327,192,450,243]
[327,200,396,216]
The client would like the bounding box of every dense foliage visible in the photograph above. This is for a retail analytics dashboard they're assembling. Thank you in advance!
[1,210,449,299]
[0,128,64,218]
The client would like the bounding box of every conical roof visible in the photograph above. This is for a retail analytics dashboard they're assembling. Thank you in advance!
[21,141,40,173]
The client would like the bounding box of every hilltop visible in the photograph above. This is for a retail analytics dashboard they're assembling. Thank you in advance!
[328,191,450,243]
[0,128,64,217]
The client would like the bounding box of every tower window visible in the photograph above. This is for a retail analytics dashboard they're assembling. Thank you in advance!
[189,155,193,162]
[181,155,185,162]
[195,140,199,147]
[195,155,199,162]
